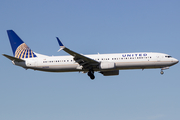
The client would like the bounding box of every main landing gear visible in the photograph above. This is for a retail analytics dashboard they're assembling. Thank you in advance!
[88,69,95,80]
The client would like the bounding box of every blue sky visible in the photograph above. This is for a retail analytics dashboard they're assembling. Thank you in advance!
[0,0,180,120]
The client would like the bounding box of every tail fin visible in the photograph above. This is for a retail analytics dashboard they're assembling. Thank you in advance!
[7,30,37,59]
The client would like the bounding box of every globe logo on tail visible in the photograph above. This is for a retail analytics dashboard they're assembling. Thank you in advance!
[15,43,37,59]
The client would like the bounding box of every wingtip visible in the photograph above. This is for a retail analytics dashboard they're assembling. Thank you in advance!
[56,37,64,47]
[7,30,14,33]
[56,37,60,40]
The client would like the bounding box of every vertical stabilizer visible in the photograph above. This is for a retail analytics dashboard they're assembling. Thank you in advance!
[7,30,37,59]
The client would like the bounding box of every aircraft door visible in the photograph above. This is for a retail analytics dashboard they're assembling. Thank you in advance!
[157,56,161,62]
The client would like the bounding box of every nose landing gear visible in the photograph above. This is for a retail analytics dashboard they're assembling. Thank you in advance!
[160,70,164,75]
[160,67,169,75]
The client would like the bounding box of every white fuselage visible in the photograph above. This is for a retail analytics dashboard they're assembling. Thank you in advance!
[14,52,178,72]
[5,30,178,79]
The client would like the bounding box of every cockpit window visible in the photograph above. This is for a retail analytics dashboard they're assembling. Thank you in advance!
[165,56,172,58]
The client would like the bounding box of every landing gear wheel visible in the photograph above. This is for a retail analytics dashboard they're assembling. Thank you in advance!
[160,71,164,75]
[90,74,95,80]
[88,70,95,80]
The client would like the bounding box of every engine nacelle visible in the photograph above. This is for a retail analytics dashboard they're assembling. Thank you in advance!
[100,70,119,76]
[99,62,115,70]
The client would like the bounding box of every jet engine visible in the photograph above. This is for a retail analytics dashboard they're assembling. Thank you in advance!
[99,62,115,70]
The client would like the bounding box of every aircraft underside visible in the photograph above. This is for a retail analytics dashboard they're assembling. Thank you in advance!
[23,61,174,80]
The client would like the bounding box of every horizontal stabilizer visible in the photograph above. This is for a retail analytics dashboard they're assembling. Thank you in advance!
[2,54,25,62]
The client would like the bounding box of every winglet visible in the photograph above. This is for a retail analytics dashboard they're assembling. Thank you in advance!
[56,37,65,52]
[56,37,64,47]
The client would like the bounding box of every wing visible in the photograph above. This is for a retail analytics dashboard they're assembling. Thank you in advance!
[56,38,100,69]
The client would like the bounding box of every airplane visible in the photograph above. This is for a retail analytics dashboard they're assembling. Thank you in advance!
[3,30,179,80]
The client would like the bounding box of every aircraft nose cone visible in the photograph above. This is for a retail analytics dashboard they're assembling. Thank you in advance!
[174,58,179,64]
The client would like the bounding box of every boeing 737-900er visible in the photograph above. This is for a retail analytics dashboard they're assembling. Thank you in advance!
[3,30,179,80]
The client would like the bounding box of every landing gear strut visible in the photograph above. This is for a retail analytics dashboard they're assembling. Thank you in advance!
[88,69,95,80]
[160,67,169,75]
